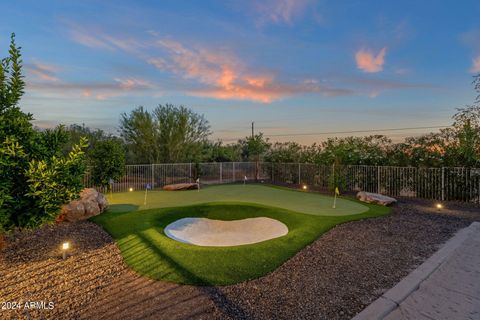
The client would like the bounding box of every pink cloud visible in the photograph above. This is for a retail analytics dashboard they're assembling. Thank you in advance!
[28,77,155,101]
[26,62,61,82]
[67,22,144,55]
[253,0,313,25]
[471,56,480,73]
[355,47,387,73]
[148,39,351,102]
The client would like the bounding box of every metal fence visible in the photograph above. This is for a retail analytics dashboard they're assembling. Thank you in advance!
[84,162,480,204]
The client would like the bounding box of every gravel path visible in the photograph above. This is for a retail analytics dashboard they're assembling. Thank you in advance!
[0,198,478,320]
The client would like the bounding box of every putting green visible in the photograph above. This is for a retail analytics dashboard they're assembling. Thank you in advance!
[107,184,368,216]
[92,202,390,285]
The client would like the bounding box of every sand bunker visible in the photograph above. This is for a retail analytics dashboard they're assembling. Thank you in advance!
[164,217,288,246]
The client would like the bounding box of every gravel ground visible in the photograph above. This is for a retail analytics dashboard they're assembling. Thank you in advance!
[0,198,478,320]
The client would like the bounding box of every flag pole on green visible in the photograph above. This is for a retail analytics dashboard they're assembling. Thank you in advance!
[333,187,340,208]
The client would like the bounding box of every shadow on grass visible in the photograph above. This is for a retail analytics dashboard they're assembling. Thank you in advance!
[134,232,255,319]
[108,204,140,214]
[82,232,254,319]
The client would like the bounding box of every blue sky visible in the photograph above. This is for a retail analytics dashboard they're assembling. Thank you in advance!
[1,0,480,144]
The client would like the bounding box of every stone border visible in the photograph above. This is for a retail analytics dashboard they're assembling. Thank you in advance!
[353,221,480,320]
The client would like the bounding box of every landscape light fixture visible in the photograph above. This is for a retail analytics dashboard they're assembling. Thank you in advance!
[436,203,443,210]
[62,242,70,260]
[129,187,134,192]
[302,185,308,190]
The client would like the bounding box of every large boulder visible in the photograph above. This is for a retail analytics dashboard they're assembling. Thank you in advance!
[163,183,198,191]
[60,188,109,222]
[356,191,397,206]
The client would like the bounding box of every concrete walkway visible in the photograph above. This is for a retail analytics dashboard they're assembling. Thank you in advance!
[354,222,480,320]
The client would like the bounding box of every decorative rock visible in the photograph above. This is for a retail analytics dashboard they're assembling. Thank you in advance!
[356,191,397,206]
[61,188,108,222]
[163,183,198,191]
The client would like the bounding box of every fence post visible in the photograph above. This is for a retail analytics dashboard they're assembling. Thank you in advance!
[271,162,274,182]
[377,166,381,193]
[298,163,301,185]
[332,163,335,190]
[233,162,236,182]
[441,167,445,201]
[151,164,155,189]
[220,162,223,183]
[189,163,192,182]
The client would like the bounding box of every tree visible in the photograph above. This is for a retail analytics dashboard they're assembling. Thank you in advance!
[239,133,271,180]
[446,105,480,167]
[265,142,304,163]
[89,139,126,190]
[119,104,211,163]
[200,141,242,162]
[63,124,116,155]
[0,33,87,230]
[318,135,390,166]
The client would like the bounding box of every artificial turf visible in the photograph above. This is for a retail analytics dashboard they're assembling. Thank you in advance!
[92,184,390,285]
[106,183,369,216]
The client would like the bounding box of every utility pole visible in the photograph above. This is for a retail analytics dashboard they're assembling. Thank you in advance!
[251,121,254,138]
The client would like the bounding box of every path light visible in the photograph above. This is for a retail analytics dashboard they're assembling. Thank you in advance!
[62,242,70,260]
[302,185,308,190]
[436,203,443,210]
[129,187,134,192]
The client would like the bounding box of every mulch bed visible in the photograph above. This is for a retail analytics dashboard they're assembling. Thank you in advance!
[0,198,478,320]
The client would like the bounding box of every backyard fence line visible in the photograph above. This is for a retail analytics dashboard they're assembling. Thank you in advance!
[83,162,480,204]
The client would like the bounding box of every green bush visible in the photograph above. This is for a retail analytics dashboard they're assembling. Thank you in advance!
[24,138,87,227]
[89,139,126,190]
[0,34,88,230]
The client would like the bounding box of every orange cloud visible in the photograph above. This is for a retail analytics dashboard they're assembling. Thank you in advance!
[148,39,351,102]
[355,47,387,73]
[471,56,480,73]
[66,26,353,102]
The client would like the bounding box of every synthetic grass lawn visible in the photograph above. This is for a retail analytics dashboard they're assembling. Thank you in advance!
[92,188,390,286]
[106,184,368,216]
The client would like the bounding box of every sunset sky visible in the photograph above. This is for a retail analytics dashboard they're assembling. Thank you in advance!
[1,0,480,144]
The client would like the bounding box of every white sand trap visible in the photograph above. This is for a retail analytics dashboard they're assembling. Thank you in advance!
[164,217,288,246]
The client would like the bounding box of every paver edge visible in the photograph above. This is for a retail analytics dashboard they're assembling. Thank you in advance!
[352,221,480,320]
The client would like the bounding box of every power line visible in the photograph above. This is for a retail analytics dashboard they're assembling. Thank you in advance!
[261,125,452,137]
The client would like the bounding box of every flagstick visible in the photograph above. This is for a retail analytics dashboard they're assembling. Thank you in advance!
[144,187,148,206]
[333,192,337,209]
